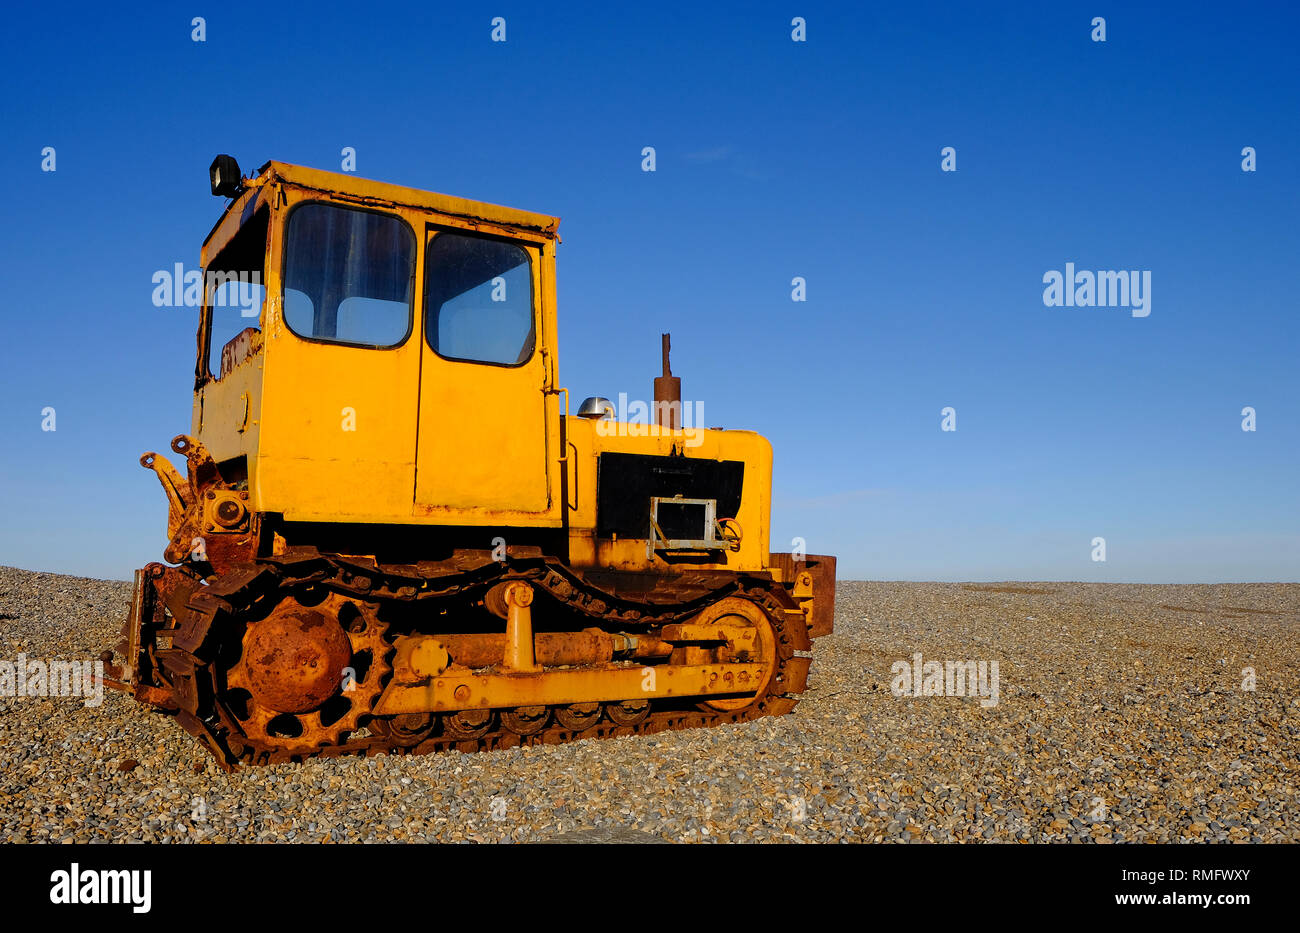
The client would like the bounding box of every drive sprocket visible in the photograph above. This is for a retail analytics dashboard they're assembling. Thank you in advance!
[223,589,390,756]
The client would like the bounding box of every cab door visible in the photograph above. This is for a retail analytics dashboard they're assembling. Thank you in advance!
[414,227,554,521]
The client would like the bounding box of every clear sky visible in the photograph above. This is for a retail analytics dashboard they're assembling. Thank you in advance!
[0,1,1296,582]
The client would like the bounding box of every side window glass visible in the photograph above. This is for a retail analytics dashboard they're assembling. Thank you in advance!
[425,233,535,365]
[283,203,415,347]
[208,278,266,378]
[205,205,268,380]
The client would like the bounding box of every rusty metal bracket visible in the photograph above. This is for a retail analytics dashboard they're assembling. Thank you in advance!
[143,434,248,568]
[172,434,221,491]
[140,451,191,538]
[647,496,731,557]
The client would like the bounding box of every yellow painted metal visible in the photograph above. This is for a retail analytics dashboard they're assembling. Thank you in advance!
[502,582,538,672]
[253,176,422,522]
[373,662,768,715]
[191,162,564,527]
[189,160,778,575]
[196,359,262,456]
[560,416,773,572]
[412,232,557,521]
[248,161,560,239]
[392,636,451,685]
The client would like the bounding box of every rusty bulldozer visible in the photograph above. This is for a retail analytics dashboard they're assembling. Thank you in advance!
[103,156,835,767]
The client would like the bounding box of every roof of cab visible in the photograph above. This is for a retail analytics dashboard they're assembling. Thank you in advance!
[202,160,561,265]
[260,161,561,236]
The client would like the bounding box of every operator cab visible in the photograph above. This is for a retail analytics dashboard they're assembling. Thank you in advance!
[194,156,564,527]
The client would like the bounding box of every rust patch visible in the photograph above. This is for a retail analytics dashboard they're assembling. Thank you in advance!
[242,607,352,714]
[218,326,263,378]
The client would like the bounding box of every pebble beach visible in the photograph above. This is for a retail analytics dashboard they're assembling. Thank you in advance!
[1,566,1296,843]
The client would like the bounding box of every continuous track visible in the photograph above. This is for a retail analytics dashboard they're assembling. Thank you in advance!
[124,549,810,769]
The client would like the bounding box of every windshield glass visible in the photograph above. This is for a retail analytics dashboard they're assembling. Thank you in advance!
[283,202,415,347]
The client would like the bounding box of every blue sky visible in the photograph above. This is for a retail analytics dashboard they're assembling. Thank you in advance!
[0,1,1296,582]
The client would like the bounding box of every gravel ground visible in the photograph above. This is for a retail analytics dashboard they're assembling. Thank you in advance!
[1,565,1297,843]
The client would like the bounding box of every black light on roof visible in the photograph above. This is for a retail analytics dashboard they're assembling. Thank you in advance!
[209,154,244,198]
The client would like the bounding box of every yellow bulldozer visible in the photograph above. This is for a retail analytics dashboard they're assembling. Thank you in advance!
[103,156,836,767]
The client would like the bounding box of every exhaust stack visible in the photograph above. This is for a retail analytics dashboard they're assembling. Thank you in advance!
[653,333,681,430]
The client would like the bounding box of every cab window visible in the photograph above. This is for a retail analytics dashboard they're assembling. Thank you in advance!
[425,232,534,366]
[205,205,268,380]
[283,203,415,347]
